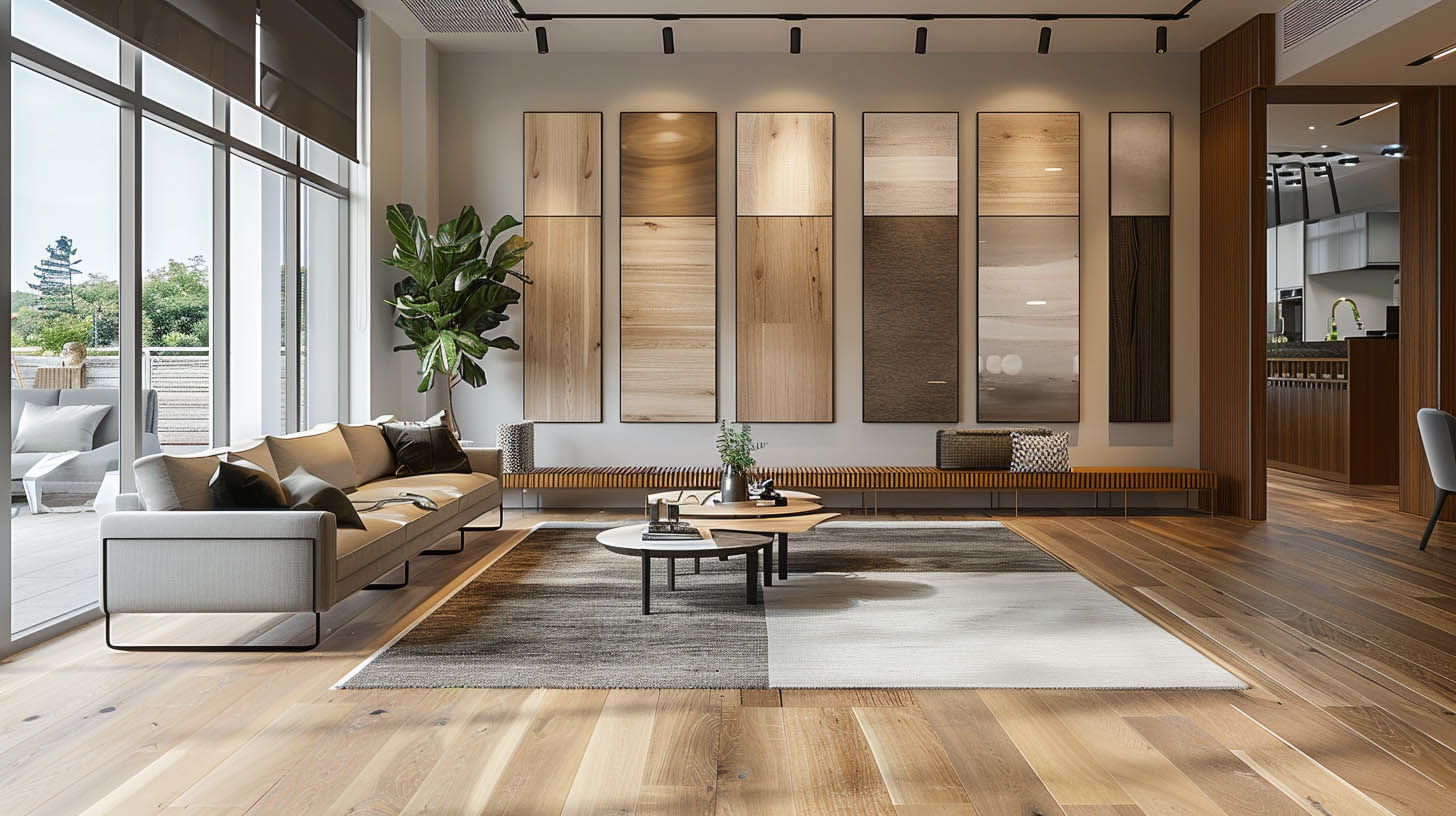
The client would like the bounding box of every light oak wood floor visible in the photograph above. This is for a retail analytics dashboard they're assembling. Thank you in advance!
[4,470,1456,815]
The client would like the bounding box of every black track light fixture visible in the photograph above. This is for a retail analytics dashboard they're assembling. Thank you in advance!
[662,26,674,54]
[790,26,801,54]
[535,26,548,54]
[1038,26,1052,54]
[1155,25,1167,54]
[915,26,927,54]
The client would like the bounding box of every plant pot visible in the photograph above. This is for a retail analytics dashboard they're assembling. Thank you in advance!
[720,465,749,503]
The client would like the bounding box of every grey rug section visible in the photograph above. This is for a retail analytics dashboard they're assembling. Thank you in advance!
[786,523,1070,574]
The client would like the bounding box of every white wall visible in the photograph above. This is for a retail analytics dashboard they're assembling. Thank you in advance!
[434,51,1201,477]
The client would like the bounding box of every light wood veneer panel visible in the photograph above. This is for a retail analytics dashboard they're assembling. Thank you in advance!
[736,216,833,422]
[1110,112,1171,217]
[524,113,601,217]
[620,217,717,422]
[620,112,716,217]
[736,113,833,216]
[977,113,1079,216]
[863,112,958,216]
[523,217,602,422]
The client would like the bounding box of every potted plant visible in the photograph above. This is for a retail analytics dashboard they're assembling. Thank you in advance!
[385,203,531,437]
[716,421,765,503]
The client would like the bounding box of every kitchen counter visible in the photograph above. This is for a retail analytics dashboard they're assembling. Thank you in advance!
[1266,337,1398,484]
[1266,339,1346,358]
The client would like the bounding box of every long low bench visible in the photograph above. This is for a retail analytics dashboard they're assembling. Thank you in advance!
[501,466,1217,515]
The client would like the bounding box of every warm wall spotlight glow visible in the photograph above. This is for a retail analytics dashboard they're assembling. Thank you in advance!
[1336,101,1397,126]
[1026,300,1048,306]
[915,26,927,54]
[1409,41,1456,66]
[1038,26,1051,54]
[1307,125,1316,130]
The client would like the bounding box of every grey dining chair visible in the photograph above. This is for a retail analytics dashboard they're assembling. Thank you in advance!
[1417,408,1456,550]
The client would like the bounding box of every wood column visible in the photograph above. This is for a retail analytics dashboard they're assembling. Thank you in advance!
[1399,87,1456,518]
[1199,15,1274,518]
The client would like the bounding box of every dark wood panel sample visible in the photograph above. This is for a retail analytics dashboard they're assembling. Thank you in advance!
[620,112,716,217]
[1109,216,1171,422]
[736,216,833,422]
[862,216,958,422]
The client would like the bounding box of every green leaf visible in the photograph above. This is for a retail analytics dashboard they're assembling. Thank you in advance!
[459,356,487,387]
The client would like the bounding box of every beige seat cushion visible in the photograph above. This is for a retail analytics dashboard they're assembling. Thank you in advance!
[266,425,356,490]
[338,421,394,485]
[335,514,410,579]
[353,500,447,543]
[350,473,496,517]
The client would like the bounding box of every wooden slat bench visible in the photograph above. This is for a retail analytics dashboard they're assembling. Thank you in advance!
[501,466,1217,515]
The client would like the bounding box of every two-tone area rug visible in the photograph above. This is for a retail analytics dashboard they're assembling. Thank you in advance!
[337,521,1244,690]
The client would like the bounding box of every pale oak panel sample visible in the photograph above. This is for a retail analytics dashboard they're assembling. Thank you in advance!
[620,112,716,217]
[736,112,834,216]
[524,112,601,217]
[620,217,717,422]
[523,216,602,422]
[863,112,958,216]
[1110,112,1171,217]
[737,216,834,422]
[977,112,1080,216]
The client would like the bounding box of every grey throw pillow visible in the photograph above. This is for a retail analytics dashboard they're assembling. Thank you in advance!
[1009,432,1072,473]
[13,402,111,453]
[279,467,366,530]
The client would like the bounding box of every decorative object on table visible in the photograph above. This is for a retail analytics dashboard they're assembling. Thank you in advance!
[497,421,535,472]
[936,427,1053,470]
[1008,431,1072,473]
[385,202,532,438]
[1325,297,1364,341]
[716,421,765,503]
[749,477,787,506]
[647,498,681,524]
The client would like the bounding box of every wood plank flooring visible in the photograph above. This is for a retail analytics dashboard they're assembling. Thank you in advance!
[5,470,1456,814]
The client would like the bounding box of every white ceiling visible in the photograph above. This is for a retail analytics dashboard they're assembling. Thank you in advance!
[1267,103,1401,159]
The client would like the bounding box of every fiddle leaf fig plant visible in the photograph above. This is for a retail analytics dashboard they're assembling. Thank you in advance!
[385,203,531,435]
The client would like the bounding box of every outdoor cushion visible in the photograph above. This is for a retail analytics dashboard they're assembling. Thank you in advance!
[266,425,357,490]
[58,388,124,447]
[10,451,47,482]
[13,403,111,453]
[10,389,59,441]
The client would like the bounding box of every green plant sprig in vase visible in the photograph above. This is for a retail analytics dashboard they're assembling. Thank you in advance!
[716,421,765,503]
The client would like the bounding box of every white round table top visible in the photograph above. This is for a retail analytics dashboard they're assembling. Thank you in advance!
[596,523,765,555]
[674,499,822,519]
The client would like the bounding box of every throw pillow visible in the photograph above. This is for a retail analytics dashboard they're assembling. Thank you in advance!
[12,402,111,453]
[210,457,289,509]
[1009,432,1072,473]
[265,425,358,490]
[279,466,366,530]
[381,412,471,477]
[338,420,394,485]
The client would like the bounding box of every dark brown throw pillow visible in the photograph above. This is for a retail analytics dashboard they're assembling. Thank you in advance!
[279,467,367,530]
[210,458,288,509]
[380,417,471,476]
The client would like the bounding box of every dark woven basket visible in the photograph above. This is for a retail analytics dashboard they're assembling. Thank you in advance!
[936,428,1053,470]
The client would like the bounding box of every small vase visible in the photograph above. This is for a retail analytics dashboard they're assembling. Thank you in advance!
[720,465,749,503]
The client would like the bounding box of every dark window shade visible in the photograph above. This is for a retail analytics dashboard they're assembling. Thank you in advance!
[259,0,362,161]
[54,0,255,104]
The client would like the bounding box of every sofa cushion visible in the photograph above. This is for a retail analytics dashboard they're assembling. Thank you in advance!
[280,466,366,530]
[338,422,393,485]
[228,439,278,480]
[266,425,356,490]
[335,515,410,579]
[58,388,125,447]
[349,472,495,517]
[353,501,444,543]
[210,458,289,509]
[134,451,222,511]
[13,403,111,453]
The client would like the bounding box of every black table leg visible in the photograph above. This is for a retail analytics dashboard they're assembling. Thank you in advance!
[777,532,789,580]
[762,542,773,586]
[641,555,651,615]
[668,557,676,591]
[746,549,760,605]
[694,557,701,573]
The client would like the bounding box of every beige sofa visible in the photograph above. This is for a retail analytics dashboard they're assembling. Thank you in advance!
[98,420,502,651]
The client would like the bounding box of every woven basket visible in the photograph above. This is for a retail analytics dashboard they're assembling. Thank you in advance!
[936,428,1052,470]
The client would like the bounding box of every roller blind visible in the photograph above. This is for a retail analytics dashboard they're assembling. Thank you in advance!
[259,0,362,160]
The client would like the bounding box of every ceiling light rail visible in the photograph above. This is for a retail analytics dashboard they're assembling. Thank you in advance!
[507,0,1206,23]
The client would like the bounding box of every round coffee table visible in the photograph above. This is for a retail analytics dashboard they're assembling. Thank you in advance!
[676,499,825,581]
[596,523,772,614]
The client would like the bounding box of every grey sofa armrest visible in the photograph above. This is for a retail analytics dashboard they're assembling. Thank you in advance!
[99,510,336,614]
[464,447,502,479]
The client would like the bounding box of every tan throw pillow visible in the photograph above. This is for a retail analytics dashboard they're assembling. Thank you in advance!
[228,439,279,480]
[133,451,222,511]
[265,425,357,490]
[337,422,393,486]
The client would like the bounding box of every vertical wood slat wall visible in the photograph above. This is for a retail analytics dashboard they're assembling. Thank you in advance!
[619,112,717,422]
[523,112,603,422]
[735,112,835,422]
[861,112,959,423]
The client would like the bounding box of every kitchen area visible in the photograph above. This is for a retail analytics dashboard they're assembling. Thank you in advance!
[1266,103,1401,485]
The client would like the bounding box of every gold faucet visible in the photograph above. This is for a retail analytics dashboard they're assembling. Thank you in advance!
[1326,297,1364,341]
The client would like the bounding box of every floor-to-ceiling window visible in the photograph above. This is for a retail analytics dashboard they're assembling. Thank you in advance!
[4,0,354,652]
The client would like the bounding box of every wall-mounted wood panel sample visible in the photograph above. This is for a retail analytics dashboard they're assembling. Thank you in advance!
[620,112,716,217]
[620,218,717,422]
[862,216,958,422]
[523,216,602,422]
[863,113,958,216]
[524,112,601,216]
[1109,216,1171,422]
[977,216,1080,423]
[1110,112,1171,216]
[736,113,833,216]
[736,216,833,422]
[977,113,1079,216]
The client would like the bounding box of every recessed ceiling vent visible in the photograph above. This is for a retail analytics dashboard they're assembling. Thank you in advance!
[402,0,524,33]
[1280,0,1379,50]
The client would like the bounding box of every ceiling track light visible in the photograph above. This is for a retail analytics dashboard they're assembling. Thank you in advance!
[535,26,548,54]
[1335,101,1397,126]
[1038,26,1052,53]
[1381,144,1406,157]
[915,26,928,54]
[790,26,801,54]
[662,26,674,54]
[1155,25,1167,54]
[1409,41,1456,66]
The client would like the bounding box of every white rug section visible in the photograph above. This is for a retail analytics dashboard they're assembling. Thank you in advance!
[765,572,1245,689]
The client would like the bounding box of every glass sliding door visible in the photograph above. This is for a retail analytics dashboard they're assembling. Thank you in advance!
[302,185,345,428]
[228,155,289,441]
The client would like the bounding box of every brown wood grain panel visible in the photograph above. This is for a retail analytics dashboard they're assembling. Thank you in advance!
[1109,216,1170,423]
[977,113,1079,216]
[523,216,602,422]
[620,217,716,422]
[736,216,833,422]
[863,112,958,216]
[863,216,958,422]
[736,112,833,216]
[1199,15,1275,112]
[524,113,601,217]
[620,112,716,217]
